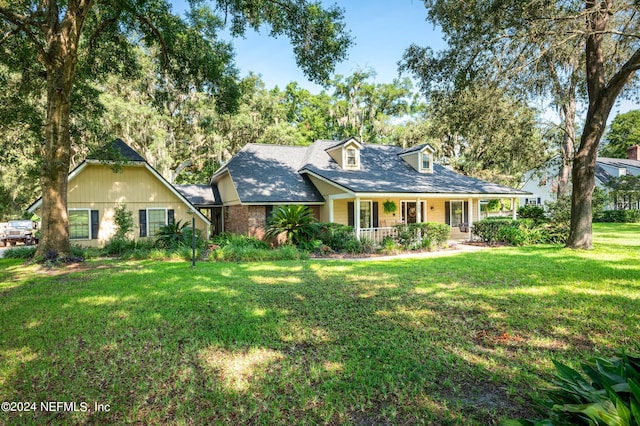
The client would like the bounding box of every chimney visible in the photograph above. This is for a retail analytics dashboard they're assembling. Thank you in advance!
[628,145,640,161]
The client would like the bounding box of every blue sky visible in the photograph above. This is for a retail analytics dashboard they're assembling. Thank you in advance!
[170,1,636,118]
[172,1,443,92]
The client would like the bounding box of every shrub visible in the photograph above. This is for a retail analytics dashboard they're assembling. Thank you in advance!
[381,236,400,255]
[413,222,450,248]
[517,205,548,223]
[393,222,450,250]
[212,233,269,250]
[113,204,134,239]
[311,223,359,252]
[545,196,572,224]
[595,209,640,223]
[3,246,37,259]
[343,238,363,254]
[394,224,416,250]
[208,243,305,262]
[102,237,137,256]
[473,218,542,246]
[537,222,570,245]
[502,348,640,426]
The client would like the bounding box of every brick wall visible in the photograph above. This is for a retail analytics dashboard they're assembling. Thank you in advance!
[224,205,249,235]
[224,204,323,240]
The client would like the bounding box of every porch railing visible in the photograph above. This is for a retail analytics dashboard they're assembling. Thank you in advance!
[359,227,397,245]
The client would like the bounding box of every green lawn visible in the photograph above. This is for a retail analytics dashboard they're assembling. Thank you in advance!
[1,223,639,425]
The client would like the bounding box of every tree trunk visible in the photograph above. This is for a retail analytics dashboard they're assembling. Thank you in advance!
[35,3,91,258]
[557,97,576,199]
[37,71,73,257]
[566,0,640,249]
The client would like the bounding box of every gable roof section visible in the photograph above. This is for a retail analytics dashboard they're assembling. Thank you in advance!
[324,136,363,152]
[398,143,435,156]
[88,138,146,162]
[212,144,324,204]
[28,139,212,225]
[300,140,527,196]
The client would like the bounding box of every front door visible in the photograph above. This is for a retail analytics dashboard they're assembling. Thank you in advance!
[401,201,424,224]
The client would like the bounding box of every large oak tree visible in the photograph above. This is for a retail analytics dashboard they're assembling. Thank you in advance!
[0,0,351,257]
[403,0,640,249]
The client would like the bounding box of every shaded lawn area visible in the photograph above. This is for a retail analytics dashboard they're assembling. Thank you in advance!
[1,223,639,425]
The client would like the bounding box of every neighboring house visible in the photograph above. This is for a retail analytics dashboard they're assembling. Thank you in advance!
[211,137,529,242]
[520,145,640,209]
[28,139,211,247]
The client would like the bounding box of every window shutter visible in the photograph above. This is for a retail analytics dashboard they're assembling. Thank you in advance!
[167,209,175,225]
[372,202,379,228]
[445,202,450,225]
[139,210,147,237]
[463,202,469,223]
[537,197,541,205]
[348,202,354,227]
[91,210,99,239]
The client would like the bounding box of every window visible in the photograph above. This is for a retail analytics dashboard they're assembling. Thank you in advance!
[69,209,90,239]
[450,201,463,227]
[538,178,548,187]
[421,152,431,170]
[346,148,357,165]
[148,209,167,237]
[360,201,372,228]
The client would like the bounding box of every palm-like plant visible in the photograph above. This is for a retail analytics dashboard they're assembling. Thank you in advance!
[155,220,190,249]
[265,205,316,246]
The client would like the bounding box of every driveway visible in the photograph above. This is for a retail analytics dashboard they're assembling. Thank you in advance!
[0,245,9,258]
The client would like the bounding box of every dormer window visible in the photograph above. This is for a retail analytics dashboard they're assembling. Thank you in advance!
[421,152,431,171]
[347,148,357,166]
[325,137,363,170]
[399,143,435,174]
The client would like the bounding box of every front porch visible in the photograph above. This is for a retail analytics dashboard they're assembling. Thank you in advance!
[322,195,518,245]
[358,224,478,245]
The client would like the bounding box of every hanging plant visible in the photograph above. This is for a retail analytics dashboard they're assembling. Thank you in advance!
[383,200,397,214]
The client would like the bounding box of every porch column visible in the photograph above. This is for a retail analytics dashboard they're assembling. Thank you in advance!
[328,196,335,223]
[416,197,422,243]
[511,197,517,219]
[355,197,361,240]
[468,197,474,240]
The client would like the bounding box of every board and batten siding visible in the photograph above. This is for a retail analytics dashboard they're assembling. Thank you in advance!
[66,164,208,247]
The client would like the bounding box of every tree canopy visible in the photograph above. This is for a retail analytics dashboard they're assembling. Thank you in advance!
[0,0,352,257]
[600,109,640,158]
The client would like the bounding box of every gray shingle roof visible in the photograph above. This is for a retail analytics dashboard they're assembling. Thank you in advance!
[216,144,325,203]
[89,138,146,162]
[595,157,640,185]
[175,184,221,207]
[300,141,527,195]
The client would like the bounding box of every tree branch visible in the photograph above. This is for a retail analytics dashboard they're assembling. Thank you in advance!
[0,7,47,57]
[135,13,169,68]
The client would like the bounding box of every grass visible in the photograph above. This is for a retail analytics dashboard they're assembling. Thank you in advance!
[0,223,639,425]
